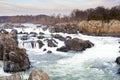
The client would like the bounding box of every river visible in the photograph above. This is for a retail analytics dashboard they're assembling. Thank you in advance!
[0,23,120,80]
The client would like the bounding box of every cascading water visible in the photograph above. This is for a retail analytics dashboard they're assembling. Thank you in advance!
[0,23,120,80]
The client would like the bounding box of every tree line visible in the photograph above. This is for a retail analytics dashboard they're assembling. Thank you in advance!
[0,5,120,24]
[71,5,120,21]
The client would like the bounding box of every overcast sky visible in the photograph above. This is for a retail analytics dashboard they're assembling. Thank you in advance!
[0,0,119,16]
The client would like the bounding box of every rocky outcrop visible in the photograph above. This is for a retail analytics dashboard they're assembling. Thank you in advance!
[28,69,50,80]
[57,38,94,52]
[3,48,30,72]
[78,20,120,37]
[65,38,93,51]
[0,73,22,80]
[50,24,80,34]
[0,31,30,72]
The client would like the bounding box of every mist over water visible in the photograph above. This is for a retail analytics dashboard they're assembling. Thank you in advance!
[0,23,120,80]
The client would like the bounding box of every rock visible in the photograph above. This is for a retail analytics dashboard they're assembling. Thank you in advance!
[66,36,72,40]
[39,32,45,35]
[0,41,4,60]
[37,40,44,48]
[47,51,52,54]
[0,29,8,34]
[0,73,22,80]
[3,48,30,72]
[21,35,28,40]
[115,56,120,64]
[43,49,47,51]
[57,46,69,52]
[0,32,30,72]
[37,35,45,39]
[29,32,37,37]
[47,39,57,47]
[28,69,50,80]
[52,34,65,41]
[65,38,93,51]
[10,29,18,44]
[3,24,14,29]
[30,41,35,48]
[50,24,80,34]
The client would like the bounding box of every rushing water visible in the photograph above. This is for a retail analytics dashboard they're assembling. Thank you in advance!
[0,23,120,80]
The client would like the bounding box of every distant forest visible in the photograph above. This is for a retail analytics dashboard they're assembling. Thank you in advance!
[0,5,120,24]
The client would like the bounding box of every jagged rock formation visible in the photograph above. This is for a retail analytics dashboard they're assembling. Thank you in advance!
[0,30,30,72]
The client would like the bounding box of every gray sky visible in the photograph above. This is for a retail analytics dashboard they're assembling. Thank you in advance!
[0,0,119,16]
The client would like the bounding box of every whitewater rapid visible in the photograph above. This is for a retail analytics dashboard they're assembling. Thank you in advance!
[0,23,120,80]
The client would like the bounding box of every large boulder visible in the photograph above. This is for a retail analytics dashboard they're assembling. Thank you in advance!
[65,38,93,51]
[65,38,94,51]
[28,69,50,80]
[0,33,30,72]
[0,73,22,80]
[3,48,30,72]
[57,38,94,52]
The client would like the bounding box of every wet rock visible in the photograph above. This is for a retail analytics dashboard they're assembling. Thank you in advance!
[0,32,30,72]
[37,35,45,39]
[66,36,72,40]
[52,34,65,41]
[115,56,120,64]
[3,24,14,29]
[29,32,37,37]
[65,38,93,51]
[10,29,18,39]
[0,29,8,34]
[42,26,48,31]
[43,49,47,51]
[47,51,52,54]
[31,41,35,48]
[57,46,69,52]
[0,73,22,80]
[39,32,45,35]
[0,41,4,60]
[21,35,28,40]
[37,40,44,48]
[28,69,50,80]
[10,29,18,44]
[47,39,57,47]
[50,25,80,34]
[3,47,30,72]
